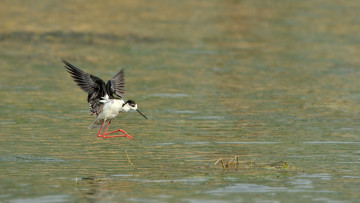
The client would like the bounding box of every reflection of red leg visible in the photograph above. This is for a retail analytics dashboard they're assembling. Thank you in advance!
[97,120,134,140]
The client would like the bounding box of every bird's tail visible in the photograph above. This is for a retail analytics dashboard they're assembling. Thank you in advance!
[88,119,104,129]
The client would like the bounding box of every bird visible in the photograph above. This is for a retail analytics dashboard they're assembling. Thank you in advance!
[63,59,147,140]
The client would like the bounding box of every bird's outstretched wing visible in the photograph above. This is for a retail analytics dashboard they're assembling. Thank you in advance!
[106,69,125,98]
[63,59,104,95]
[63,59,107,116]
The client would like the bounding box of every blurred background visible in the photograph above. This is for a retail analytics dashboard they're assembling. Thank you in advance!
[0,0,360,202]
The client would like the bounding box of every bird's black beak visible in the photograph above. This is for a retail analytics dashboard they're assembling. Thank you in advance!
[137,109,148,119]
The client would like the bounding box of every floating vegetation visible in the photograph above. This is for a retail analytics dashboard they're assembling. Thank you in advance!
[214,155,297,171]
[214,155,240,171]
[265,161,296,170]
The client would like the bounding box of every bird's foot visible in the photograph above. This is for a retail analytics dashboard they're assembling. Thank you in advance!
[101,134,135,140]
[100,129,135,140]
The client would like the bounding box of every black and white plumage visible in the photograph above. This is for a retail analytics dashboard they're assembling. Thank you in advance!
[63,59,125,116]
[63,59,147,139]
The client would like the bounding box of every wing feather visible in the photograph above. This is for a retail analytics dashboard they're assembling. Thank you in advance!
[63,59,103,94]
[106,69,125,98]
[63,59,106,116]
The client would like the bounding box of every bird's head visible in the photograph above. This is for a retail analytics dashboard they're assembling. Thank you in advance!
[122,100,147,119]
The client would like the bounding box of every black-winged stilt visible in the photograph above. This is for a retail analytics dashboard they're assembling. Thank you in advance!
[63,59,147,140]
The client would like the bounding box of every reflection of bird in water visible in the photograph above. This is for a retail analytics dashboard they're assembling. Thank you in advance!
[63,59,147,140]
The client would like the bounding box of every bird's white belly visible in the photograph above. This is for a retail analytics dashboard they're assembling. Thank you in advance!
[98,99,123,120]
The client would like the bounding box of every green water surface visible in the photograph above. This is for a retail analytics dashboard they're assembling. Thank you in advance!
[0,0,360,202]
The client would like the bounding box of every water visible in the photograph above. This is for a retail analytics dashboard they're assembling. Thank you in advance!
[1,0,360,202]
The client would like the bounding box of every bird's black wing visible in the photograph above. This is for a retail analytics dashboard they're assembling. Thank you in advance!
[106,69,125,98]
[63,59,106,116]
[63,59,103,94]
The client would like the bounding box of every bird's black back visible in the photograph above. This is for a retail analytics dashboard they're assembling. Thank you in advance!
[88,77,107,116]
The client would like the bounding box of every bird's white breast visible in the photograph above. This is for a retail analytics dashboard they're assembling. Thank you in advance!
[98,99,124,120]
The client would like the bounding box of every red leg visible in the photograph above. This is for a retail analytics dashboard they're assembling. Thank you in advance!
[97,120,134,140]
[103,120,111,135]
[97,120,106,137]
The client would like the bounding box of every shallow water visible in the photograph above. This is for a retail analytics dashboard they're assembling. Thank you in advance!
[1,0,360,202]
